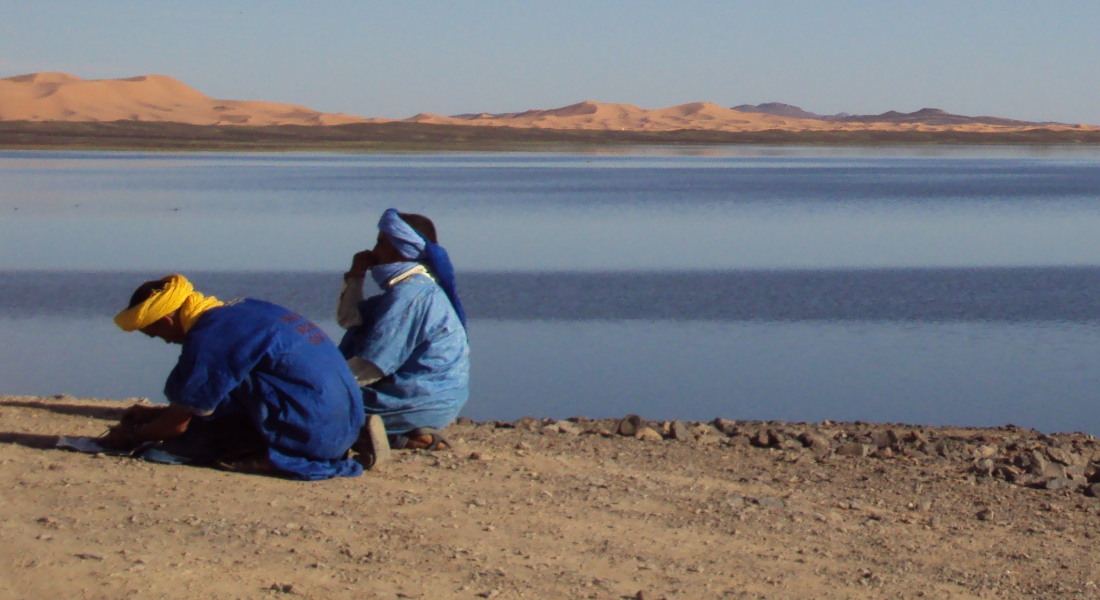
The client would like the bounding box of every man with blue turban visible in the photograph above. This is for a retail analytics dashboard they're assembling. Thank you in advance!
[105,274,366,480]
[337,209,470,467]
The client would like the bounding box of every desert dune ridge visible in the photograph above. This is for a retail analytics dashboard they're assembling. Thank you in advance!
[0,72,373,127]
[2,72,1096,133]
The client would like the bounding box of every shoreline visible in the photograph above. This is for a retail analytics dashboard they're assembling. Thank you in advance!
[3,121,1100,152]
[4,394,1100,598]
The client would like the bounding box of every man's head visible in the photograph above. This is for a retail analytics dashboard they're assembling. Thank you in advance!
[373,212,437,264]
[125,278,187,344]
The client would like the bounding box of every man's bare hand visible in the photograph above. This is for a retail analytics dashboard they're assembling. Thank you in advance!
[101,423,136,450]
[346,249,378,279]
[120,404,166,427]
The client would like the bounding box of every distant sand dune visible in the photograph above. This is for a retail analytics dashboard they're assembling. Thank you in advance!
[2,72,1096,133]
[430,100,1098,133]
[0,72,373,126]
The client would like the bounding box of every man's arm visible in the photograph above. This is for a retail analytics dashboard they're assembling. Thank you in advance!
[347,357,385,387]
[336,277,365,329]
[337,249,379,329]
[133,406,193,441]
[103,405,192,449]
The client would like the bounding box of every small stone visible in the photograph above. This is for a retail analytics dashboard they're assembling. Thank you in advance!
[994,464,1022,479]
[555,421,581,436]
[869,431,893,448]
[513,416,538,431]
[725,494,745,509]
[515,441,531,451]
[1040,463,1067,479]
[1046,446,1073,466]
[971,458,995,477]
[753,496,785,510]
[750,429,771,448]
[906,430,929,444]
[724,435,750,447]
[712,418,738,435]
[976,508,994,521]
[1045,476,1075,491]
[1028,450,1051,475]
[1086,483,1100,498]
[468,451,490,461]
[540,425,560,436]
[695,424,721,438]
[634,427,663,442]
[75,553,104,561]
[872,447,893,459]
[617,415,644,437]
[974,445,997,459]
[798,432,828,450]
[1008,472,1045,487]
[669,420,691,441]
[836,442,867,457]
[454,417,475,426]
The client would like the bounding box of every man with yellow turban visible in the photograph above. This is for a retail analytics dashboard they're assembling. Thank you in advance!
[105,274,370,480]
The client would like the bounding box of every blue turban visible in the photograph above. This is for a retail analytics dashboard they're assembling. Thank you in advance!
[377,208,467,328]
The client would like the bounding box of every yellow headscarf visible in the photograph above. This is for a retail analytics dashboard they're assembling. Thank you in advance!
[114,274,224,333]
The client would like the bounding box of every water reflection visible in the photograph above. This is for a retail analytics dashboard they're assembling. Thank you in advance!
[4,317,1099,435]
[1,151,1100,271]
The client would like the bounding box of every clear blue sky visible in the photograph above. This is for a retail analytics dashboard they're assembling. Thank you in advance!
[2,0,1098,123]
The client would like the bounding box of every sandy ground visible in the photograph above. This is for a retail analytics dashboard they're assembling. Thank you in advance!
[3,394,1100,600]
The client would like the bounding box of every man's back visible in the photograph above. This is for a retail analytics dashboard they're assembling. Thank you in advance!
[168,299,365,479]
[340,273,470,433]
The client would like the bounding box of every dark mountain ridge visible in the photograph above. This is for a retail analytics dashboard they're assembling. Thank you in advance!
[733,103,1054,127]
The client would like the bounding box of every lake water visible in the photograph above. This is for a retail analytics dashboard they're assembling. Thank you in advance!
[2,148,1100,433]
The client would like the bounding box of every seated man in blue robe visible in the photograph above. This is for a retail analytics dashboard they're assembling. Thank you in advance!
[104,274,366,480]
[337,209,470,467]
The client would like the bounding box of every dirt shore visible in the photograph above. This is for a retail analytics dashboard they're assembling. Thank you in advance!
[4,120,1100,152]
[3,395,1100,599]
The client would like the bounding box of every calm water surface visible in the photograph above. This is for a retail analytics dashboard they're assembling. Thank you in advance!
[2,149,1099,433]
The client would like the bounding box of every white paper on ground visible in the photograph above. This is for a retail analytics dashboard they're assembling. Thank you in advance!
[56,435,110,454]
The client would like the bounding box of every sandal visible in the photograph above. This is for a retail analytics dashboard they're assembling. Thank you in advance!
[391,427,451,451]
[352,415,390,470]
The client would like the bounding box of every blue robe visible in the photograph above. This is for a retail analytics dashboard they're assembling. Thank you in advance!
[164,299,365,480]
[339,273,470,434]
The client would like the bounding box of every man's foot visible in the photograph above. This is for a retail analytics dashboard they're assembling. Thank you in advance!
[353,415,390,470]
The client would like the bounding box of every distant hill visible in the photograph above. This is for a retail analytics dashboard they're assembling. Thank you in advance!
[834,108,1039,127]
[0,72,372,126]
[731,103,1050,127]
[1,72,1091,133]
[732,103,845,121]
